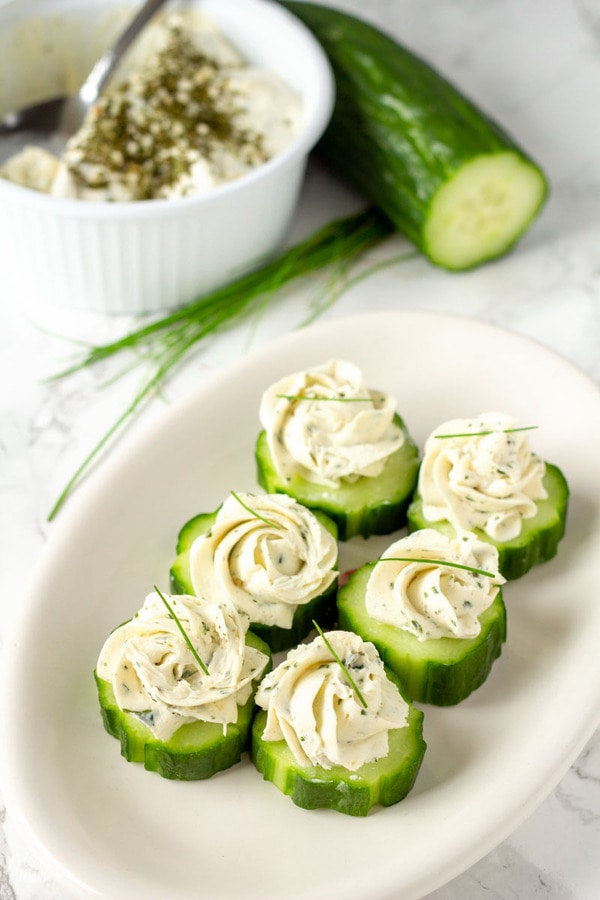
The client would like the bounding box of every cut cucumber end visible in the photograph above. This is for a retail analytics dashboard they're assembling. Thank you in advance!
[424,151,548,270]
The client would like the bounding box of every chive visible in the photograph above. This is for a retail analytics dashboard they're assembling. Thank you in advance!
[230,491,281,529]
[378,557,497,579]
[275,394,375,403]
[153,585,210,676]
[312,620,368,709]
[47,207,405,521]
[434,426,538,439]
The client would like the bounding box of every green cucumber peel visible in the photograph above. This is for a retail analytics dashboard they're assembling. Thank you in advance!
[275,393,375,404]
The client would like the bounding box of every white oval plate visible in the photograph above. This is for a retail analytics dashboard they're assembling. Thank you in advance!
[2,311,599,900]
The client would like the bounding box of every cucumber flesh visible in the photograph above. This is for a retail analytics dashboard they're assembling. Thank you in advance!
[169,511,217,595]
[337,563,506,706]
[95,630,271,780]
[255,416,420,541]
[424,152,547,270]
[407,463,569,580]
[251,672,425,816]
[170,507,339,652]
[280,2,547,270]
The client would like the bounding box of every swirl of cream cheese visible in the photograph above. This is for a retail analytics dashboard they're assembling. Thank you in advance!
[418,413,547,541]
[189,492,338,629]
[96,591,269,741]
[255,630,409,771]
[259,359,404,487]
[366,529,505,641]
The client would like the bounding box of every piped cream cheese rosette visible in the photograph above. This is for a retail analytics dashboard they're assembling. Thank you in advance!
[366,529,505,641]
[96,590,269,742]
[417,412,547,542]
[189,492,338,630]
[255,359,420,540]
[255,629,409,771]
[258,358,404,487]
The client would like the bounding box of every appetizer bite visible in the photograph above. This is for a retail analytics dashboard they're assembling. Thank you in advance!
[337,529,506,705]
[255,358,419,540]
[252,628,426,816]
[95,588,270,779]
[171,491,339,651]
[407,413,569,579]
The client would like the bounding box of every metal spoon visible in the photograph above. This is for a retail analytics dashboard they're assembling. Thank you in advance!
[0,0,169,146]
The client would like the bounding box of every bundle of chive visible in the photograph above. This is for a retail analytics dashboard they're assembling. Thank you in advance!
[48,2,548,518]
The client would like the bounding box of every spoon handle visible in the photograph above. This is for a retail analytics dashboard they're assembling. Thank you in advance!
[79,0,171,104]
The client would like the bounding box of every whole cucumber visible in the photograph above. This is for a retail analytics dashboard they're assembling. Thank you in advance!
[282,1,548,270]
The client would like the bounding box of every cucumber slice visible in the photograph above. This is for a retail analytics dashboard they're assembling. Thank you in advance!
[407,463,569,581]
[255,416,419,541]
[251,671,425,816]
[280,2,548,270]
[170,507,339,652]
[94,630,271,780]
[337,563,506,705]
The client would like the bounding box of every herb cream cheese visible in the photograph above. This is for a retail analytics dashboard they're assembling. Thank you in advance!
[417,413,547,541]
[259,359,405,487]
[1,10,302,201]
[96,590,269,741]
[366,529,505,641]
[255,630,409,771]
[189,492,338,629]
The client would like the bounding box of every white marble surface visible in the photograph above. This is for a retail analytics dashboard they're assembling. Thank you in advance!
[0,0,599,897]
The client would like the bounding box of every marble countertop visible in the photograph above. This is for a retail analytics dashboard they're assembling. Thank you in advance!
[0,0,599,897]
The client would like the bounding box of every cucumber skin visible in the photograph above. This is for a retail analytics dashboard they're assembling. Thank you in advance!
[255,416,420,541]
[337,563,506,706]
[279,1,548,268]
[251,669,426,816]
[95,631,272,780]
[170,508,339,652]
[407,463,569,581]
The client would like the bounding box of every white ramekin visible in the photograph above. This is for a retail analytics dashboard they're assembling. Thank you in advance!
[0,0,334,314]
